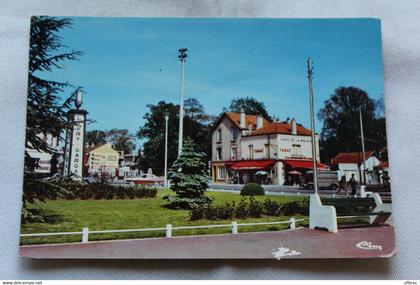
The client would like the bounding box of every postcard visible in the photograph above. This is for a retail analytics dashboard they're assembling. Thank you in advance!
[20,17,394,259]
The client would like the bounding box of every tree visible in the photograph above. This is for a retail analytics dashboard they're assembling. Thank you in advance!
[26,16,82,155]
[107,128,136,154]
[23,16,82,223]
[225,97,272,121]
[164,138,211,209]
[317,86,387,162]
[85,130,107,146]
[137,99,212,175]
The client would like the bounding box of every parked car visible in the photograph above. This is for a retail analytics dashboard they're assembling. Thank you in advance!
[126,173,164,187]
[302,170,339,190]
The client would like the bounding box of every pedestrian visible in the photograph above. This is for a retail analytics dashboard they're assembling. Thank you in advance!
[349,173,358,197]
[336,175,347,195]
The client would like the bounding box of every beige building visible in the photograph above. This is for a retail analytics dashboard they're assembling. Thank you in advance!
[211,110,325,185]
[85,143,119,177]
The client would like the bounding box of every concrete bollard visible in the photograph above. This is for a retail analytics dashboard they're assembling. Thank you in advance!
[166,224,172,238]
[82,227,89,243]
[289,218,296,230]
[231,221,238,234]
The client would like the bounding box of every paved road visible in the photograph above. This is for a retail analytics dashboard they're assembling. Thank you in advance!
[20,226,395,259]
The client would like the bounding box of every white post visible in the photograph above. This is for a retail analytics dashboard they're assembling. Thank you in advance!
[231,221,238,234]
[359,107,367,185]
[166,224,172,238]
[164,113,169,188]
[307,58,319,195]
[289,217,296,230]
[82,227,89,243]
[360,185,367,198]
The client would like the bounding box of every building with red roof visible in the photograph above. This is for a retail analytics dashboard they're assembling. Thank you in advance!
[211,110,325,185]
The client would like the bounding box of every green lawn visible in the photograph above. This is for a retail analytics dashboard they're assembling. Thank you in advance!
[20,189,308,245]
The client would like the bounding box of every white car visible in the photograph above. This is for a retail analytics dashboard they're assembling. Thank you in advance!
[126,173,164,187]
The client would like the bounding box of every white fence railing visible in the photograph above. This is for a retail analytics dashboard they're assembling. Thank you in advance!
[20,217,307,244]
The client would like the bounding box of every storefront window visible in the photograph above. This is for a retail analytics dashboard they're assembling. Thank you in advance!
[218,166,226,180]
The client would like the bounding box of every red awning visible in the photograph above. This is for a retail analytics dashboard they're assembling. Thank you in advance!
[283,160,328,169]
[230,160,275,170]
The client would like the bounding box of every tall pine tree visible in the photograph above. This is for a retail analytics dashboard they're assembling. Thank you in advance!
[23,16,82,223]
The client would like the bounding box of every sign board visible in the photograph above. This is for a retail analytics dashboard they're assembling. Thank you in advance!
[69,113,85,178]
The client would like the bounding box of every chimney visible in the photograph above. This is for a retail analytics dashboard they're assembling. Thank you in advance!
[257,115,263,129]
[291,118,297,135]
[240,109,246,128]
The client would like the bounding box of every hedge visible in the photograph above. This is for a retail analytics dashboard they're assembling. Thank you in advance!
[190,196,309,221]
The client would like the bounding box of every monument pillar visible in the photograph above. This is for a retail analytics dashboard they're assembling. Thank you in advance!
[63,91,88,179]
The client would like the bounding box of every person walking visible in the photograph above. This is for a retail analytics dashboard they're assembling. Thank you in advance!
[336,175,347,195]
[349,173,358,197]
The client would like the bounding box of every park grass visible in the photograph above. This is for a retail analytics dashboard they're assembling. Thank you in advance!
[20,189,308,245]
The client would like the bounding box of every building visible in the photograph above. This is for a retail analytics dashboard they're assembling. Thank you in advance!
[85,143,119,177]
[331,151,384,184]
[211,110,326,185]
[26,133,63,175]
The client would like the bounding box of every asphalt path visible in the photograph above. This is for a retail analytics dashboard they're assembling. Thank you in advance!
[20,226,395,259]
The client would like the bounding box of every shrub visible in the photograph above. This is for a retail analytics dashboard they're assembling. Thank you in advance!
[240,183,265,196]
[280,198,309,215]
[247,196,264,218]
[235,196,249,219]
[263,199,282,216]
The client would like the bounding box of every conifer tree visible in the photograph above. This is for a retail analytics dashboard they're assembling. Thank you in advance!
[164,138,211,209]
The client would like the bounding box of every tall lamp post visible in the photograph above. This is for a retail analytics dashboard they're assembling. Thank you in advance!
[307,58,319,195]
[177,48,188,157]
[164,113,169,188]
[359,106,367,184]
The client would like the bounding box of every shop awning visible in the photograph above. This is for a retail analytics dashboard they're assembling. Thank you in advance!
[230,160,275,170]
[283,160,328,169]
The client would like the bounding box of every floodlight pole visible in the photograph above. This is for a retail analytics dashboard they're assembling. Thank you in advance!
[177,48,188,157]
[164,113,169,188]
[307,58,319,195]
[359,106,367,184]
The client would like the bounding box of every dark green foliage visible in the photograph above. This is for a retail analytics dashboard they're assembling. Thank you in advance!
[137,100,212,175]
[23,16,83,223]
[189,197,309,221]
[22,175,72,223]
[224,97,272,121]
[317,86,387,162]
[165,138,211,209]
[263,199,282,216]
[240,183,265,196]
[247,196,264,218]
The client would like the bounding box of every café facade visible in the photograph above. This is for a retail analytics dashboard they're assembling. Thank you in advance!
[211,111,327,185]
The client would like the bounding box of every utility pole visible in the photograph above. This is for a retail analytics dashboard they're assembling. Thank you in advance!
[307,58,319,195]
[359,106,367,184]
[164,113,169,188]
[177,48,188,157]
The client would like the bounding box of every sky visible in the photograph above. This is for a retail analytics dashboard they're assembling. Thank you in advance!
[43,17,384,148]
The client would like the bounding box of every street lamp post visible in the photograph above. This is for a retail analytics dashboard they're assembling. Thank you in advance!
[164,113,169,188]
[307,58,319,195]
[359,106,367,185]
[177,48,188,157]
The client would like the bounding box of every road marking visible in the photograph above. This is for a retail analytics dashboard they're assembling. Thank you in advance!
[272,245,302,259]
